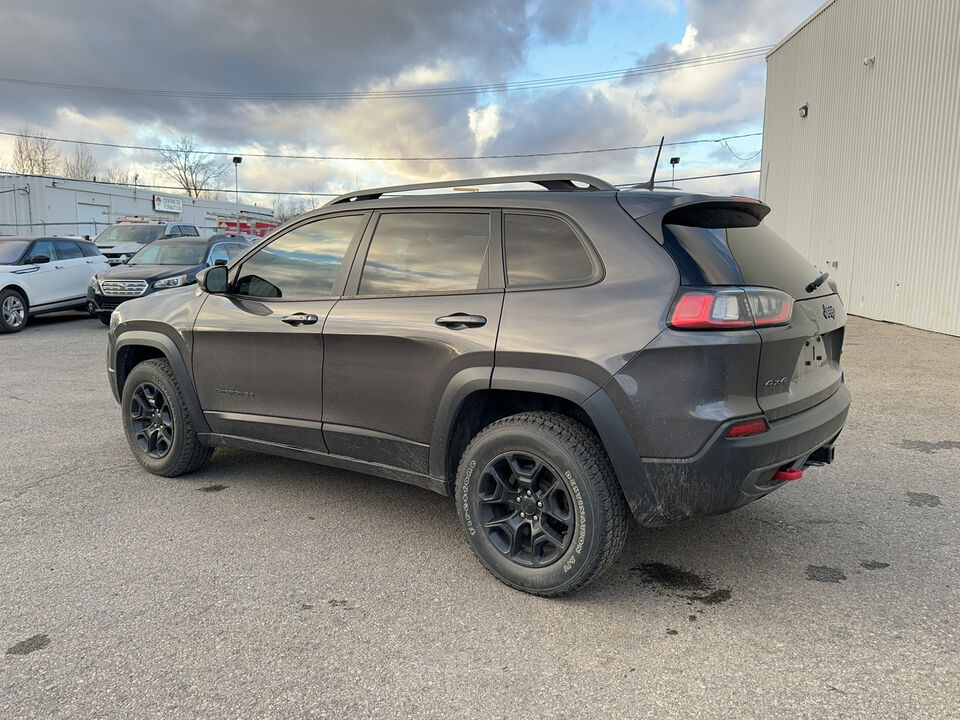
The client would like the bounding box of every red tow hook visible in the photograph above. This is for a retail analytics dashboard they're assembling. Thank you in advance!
[773,468,803,481]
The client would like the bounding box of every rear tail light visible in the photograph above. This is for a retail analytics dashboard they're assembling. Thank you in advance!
[668,287,793,330]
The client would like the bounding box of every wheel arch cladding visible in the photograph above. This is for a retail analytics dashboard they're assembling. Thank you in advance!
[431,366,646,507]
[115,330,210,434]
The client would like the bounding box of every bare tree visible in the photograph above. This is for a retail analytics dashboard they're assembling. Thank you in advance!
[155,136,226,198]
[105,162,132,185]
[12,127,61,175]
[62,142,98,180]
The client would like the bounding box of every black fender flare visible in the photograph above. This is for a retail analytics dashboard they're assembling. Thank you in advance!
[429,366,655,518]
[114,330,211,434]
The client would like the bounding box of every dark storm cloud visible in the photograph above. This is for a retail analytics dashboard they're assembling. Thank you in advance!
[0,0,593,138]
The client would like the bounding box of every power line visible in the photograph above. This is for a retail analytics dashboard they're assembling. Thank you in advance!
[0,128,763,162]
[0,46,773,102]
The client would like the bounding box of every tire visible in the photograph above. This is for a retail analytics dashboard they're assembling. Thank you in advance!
[98,314,111,326]
[0,288,28,333]
[121,358,213,477]
[455,411,629,596]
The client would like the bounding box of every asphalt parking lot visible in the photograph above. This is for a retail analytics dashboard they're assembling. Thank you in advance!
[1,313,957,719]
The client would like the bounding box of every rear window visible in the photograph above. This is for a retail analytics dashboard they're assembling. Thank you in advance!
[504,213,594,287]
[725,224,823,299]
[661,205,823,298]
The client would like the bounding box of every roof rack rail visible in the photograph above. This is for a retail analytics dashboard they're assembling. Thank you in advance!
[326,173,616,206]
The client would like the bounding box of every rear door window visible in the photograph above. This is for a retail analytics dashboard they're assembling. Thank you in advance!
[358,212,490,296]
[503,213,595,287]
[234,214,364,299]
[53,240,83,260]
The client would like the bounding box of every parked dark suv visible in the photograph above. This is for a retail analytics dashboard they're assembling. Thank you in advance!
[105,174,850,595]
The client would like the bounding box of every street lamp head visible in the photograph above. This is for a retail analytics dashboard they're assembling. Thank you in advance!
[232,156,243,165]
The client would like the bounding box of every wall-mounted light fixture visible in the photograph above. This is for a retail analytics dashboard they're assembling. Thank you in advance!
[799,103,809,118]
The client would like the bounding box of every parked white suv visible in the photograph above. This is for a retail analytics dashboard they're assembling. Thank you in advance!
[95,221,202,265]
[0,236,109,333]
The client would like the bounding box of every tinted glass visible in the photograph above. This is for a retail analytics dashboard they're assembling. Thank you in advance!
[0,240,29,264]
[30,240,57,261]
[54,240,83,260]
[226,243,247,259]
[180,225,199,236]
[504,214,593,286]
[359,213,489,295]
[95,225,166,245]
[726,224,823,298]
[129,240,207,266]
[235,215,363,298]
[77,242,101,257]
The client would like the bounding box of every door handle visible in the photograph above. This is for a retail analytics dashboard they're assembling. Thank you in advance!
[282,313,319,326]
[435,313,487,329]
[54,264,64,269]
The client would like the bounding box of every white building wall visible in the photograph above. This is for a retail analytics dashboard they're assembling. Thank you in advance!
[760,0,960,336]
[0,172,273,238]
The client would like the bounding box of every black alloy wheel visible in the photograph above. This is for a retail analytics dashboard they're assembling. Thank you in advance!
[129,382,175,459]
[476,452,574,568]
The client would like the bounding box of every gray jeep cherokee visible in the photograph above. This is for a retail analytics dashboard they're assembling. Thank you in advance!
[106,173,850,596]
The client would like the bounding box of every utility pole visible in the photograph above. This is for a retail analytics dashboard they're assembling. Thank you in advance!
[232,156,242,235]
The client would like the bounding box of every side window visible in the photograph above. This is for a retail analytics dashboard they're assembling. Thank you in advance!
[78,242,101,257]
[226,243,247,259]
[358,213,490,296]
[234,215,363,299]
[54,240,83,260]
[29,240,57,262]
[503,214,595,287]
[181,225,200,236]
[207,243,230,266]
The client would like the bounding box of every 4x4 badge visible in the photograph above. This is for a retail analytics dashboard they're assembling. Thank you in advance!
[822,304,836,319]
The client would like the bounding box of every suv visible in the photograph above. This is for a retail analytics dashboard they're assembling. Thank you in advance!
[1,236,108,332]
[105,174,850,596]
[87,234,252,324]
[94,221,202,265]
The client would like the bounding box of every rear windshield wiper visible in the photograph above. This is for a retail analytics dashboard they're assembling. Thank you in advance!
[806,272,829,293]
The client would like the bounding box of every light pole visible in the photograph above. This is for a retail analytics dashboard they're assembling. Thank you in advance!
[669,156,680,185]
[232,156,242,235]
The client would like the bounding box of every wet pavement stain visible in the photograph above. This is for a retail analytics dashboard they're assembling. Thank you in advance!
[198,484,229,493]
[6,634,50,656]
[860,560,890,570]
[666,629,679,636]
[900,440,960,454]
[631,562,732,605]
[905,492,941,507]
[688,615,698,622]
[806,565,846,583]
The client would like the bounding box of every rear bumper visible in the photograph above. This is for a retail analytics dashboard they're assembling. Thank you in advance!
[632,383,850,526]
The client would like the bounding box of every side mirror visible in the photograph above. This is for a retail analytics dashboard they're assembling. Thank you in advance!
[29,254,51,264]
[200,264,229,294]
[214,258,228,266]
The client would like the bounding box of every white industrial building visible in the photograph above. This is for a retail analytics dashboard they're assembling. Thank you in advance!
[0,172,275,239]
[760,0,960,336]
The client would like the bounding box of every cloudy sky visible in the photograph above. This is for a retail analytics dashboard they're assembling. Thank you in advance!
[0,0,823,208]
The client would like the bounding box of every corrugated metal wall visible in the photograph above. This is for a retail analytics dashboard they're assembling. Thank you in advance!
[760,0,960,336]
